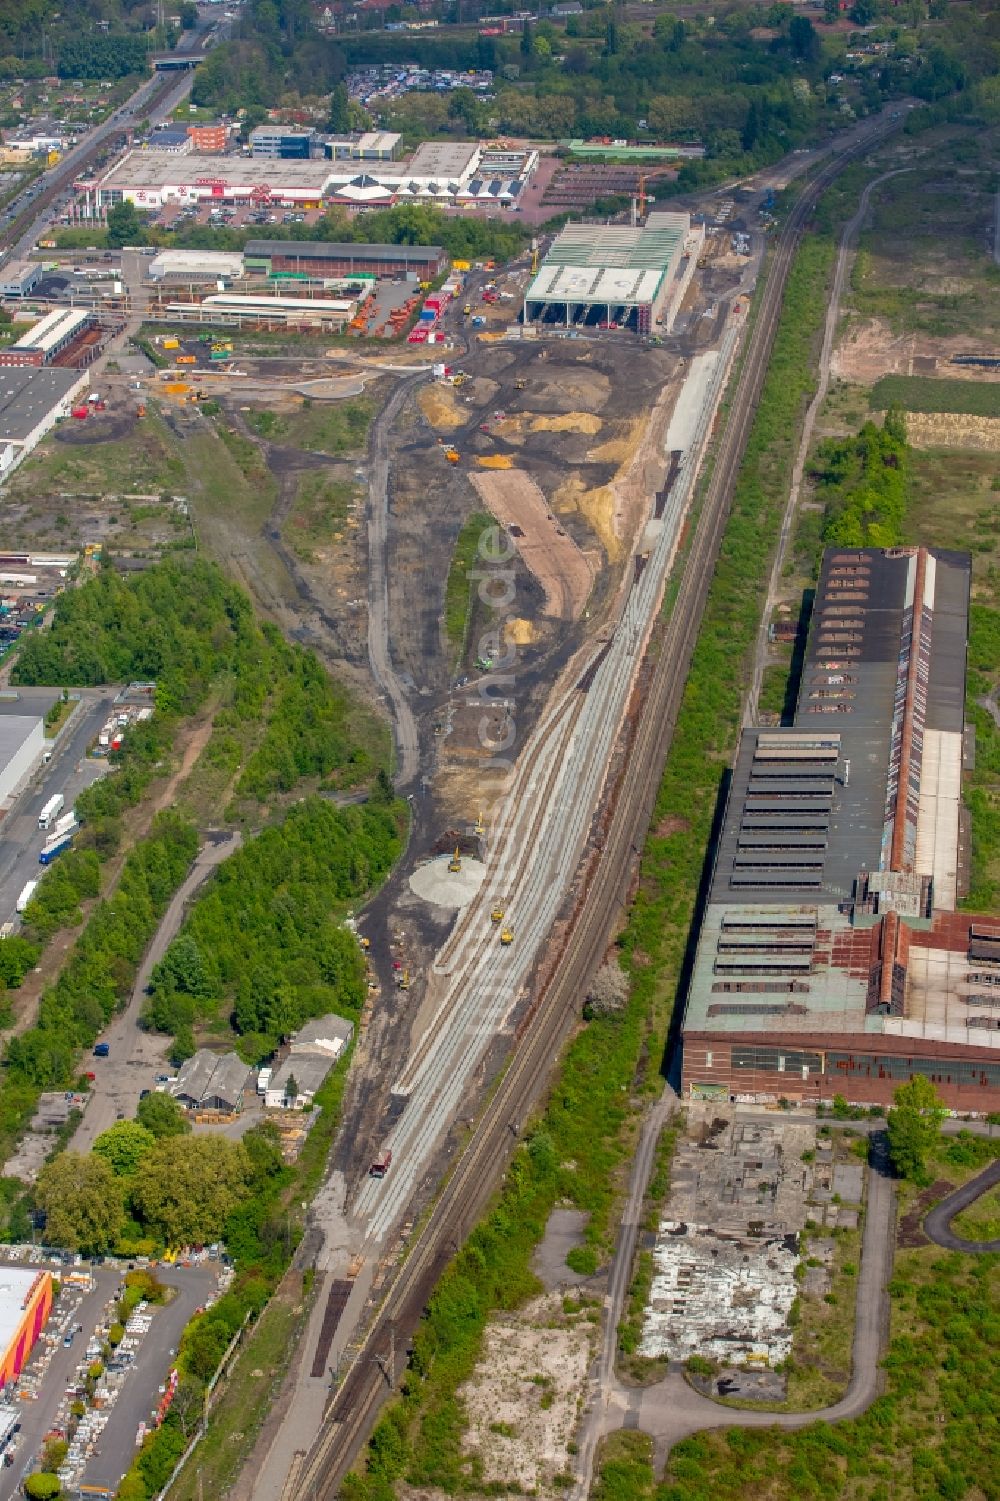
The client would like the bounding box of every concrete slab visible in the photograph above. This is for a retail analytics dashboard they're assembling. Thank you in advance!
[408,853,487,909]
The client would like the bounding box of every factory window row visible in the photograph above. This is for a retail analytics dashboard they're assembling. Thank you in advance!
[731,1047,823,1073]
[828,1053,1000,1088]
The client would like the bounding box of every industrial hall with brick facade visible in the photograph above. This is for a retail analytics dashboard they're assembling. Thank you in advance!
[681,544,1000,1113]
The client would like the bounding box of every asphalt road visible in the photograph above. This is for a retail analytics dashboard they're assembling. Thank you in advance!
[73,832,241,1151]
[923,1156,1000,1253]
[0,691,113,931]
[81,1263,220,1494]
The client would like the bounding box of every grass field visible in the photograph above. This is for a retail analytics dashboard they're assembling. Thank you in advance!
[4,413,186,499]
[951,1184,1000,1243]
[285,472,361,561]
[444,510,493,659]
[245,397,376,455]
[870,375,1000,417]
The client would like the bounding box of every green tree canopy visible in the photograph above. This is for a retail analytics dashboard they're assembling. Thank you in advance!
[130,1136,252,1246]
[93,1120,156,1177]
[136,1090,191,1139]
[35,1152,124,1254]
[106,201,142,250]
[24,1474,61,1500]
[887,1075,946,1182]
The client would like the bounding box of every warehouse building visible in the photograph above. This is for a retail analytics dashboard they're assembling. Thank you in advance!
[0,1269,52,1387]
[324,131,401,162]
[172,1049,250,1114]
[0,367,89,478]
[0,308,95,369]
[523,211,699,334]
[265,1013,354,1109]
[0,261,42,299]
[243,238,447,281]
[163,292,356,331]
[679,545,1000,1114]
[147,249,245,283]
[0,714,46,805]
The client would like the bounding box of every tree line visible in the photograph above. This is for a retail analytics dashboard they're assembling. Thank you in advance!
[145,789,401,1062]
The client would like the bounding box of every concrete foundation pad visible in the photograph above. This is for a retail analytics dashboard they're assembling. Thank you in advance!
[409,854,487,909]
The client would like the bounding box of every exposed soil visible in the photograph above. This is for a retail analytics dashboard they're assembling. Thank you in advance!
[905,412,1000,451]
[470,468,595,621]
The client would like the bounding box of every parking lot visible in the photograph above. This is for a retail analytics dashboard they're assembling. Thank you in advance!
[0,689,114,929]
[0,1250,223,1501]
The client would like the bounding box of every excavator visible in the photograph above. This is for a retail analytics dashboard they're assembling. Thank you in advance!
[491,905,504,925]
[448,846,462,873]
[500,927,514,946]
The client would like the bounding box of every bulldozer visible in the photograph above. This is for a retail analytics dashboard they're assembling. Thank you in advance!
[500,928,514,946]
[491,905,504,925]
[445,447,460,464]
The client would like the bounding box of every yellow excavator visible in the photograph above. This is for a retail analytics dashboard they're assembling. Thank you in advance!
[500,928,514,946]
[491,904,504,924]
[448,846,462,873]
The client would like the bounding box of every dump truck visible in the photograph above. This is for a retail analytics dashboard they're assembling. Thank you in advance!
[38,792,64,831]
[370,1148,393,1179]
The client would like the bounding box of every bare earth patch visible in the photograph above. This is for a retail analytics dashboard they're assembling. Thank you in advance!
[471,468,595,620]
[905,412,1000,451]
[418,384,465,430]
[833,316,1000,385]
[530,412,603,436]
[459,1291,596,1495]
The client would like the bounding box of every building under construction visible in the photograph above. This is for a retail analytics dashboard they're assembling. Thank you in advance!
[681,545,1000,1113]
[522,210,701,334]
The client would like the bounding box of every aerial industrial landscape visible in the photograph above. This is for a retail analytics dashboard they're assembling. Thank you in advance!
[0,0,994,1499]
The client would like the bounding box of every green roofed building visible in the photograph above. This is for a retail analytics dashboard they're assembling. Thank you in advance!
[524,210,699,334]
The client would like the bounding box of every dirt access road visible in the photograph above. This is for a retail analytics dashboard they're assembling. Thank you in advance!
[367,371,430,787]
[471,468,594,621]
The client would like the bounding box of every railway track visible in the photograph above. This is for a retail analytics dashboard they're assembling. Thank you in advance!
[290,118,898,1501]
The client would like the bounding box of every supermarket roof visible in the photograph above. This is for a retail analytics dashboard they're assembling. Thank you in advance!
[0,368,85,440]
[407,140,481,178]
[97,151,333,191]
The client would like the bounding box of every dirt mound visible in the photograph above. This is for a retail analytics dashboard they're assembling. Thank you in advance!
[906,412,1000,451]
[587,417,641,464]
[471,468,594,621]
[475,454,514,469]
[521,366,611,415]
[529,412,602,436]
[418,384,465,430]
[552,474,618,562]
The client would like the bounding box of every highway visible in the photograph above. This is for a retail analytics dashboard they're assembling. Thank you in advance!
[0,11,217,264]
[285,109,909,1501]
